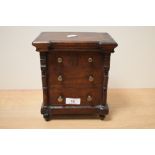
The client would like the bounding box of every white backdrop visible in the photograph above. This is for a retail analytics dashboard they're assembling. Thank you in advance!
[0,26,155,89]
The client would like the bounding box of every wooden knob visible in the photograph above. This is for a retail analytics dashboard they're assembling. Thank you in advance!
[89,75,94,82]
[87,95,92,102]
[88,57,93,63]
[57,96,63,102]
[57,75,63,81]
[57,57,63,63]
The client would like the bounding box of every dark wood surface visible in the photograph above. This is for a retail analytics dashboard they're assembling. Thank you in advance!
[48,51,104,87]
[32,32,118,121]
[49,87,103,106]
[32,32,118,51]
[33,32,117,44]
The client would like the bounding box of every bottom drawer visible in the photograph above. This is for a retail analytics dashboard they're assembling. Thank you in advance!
[49,87,103,106]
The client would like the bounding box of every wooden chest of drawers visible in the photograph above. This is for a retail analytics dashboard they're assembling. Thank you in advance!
[32,32,118,121]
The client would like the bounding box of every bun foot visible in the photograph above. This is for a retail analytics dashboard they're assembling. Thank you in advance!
[99,115,105,120]
[43,113,50,121]
[41,106,51,121]
[97,104,109,120]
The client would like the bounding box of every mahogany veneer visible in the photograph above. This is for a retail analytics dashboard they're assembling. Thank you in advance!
[32,32,118,121]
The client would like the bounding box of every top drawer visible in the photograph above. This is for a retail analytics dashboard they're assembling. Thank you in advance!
[48,51,103,67]
[47,51,104,86]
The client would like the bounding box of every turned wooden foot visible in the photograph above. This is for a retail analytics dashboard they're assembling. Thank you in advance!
[97,104,109,120]
[99,115,105,120]
[41,106,51,121]
[43,113,50,121]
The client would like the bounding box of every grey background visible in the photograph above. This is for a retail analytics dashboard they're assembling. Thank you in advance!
[0,26,155,89]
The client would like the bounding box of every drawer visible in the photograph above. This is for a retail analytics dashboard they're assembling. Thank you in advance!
[48,66,103,86]
[48,51,104,67]
[48,52,104,86]
[49,87,103,106]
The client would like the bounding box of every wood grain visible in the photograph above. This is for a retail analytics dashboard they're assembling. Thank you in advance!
[0,89,155,128]
[33,32,118,120]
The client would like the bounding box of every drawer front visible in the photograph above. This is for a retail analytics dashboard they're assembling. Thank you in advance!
[48,51,103,67]
[49,87,103,106]
[48,51,104,86]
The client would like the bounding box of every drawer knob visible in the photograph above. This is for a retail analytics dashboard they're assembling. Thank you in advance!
[87,95,92,102]
[57,75,63,81]
[89,75,94,82]
[88,57,93,63]
[57,96,63,102]
[57,57,63,63]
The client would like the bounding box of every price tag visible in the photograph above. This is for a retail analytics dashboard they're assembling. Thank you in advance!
[66,98,81,105]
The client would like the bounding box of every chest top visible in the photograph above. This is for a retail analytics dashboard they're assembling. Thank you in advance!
[32,32,118,52]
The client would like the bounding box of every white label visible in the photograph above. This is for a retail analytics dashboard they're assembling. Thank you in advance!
[66,98,81,105]
[67,34,78,38]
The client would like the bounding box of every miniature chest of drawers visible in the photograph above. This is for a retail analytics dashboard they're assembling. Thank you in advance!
[32,32,117,121]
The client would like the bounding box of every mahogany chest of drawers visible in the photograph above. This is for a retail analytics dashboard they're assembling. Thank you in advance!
[32,32,117,121]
